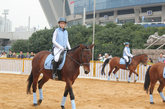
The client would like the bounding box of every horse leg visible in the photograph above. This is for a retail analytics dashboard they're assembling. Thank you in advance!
[32,73,40,106]
[128,71,132,83]
[149,81,156,104]
[113,67,119,81]
[61,86,69,109]
[133,71,139,83]
[65,81,76,109]
[107,67,114,81]
[157,80,165,102]
[37,75,49,105]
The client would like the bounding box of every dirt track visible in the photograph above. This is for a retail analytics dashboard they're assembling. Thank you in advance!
[0,73,164,109]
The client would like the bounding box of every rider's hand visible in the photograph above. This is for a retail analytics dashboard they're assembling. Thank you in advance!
[60,47,64,51]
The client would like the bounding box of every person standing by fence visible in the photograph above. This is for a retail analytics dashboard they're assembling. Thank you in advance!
[158,53,165,63]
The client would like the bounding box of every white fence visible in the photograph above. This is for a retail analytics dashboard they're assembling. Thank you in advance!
[0,59,149,83]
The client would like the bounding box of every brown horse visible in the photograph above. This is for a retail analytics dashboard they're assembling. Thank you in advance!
[144,62,165,104]
[101,54,148,82]
[27,44,94,109]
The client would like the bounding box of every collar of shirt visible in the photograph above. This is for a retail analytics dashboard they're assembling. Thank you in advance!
[59,27,65,31]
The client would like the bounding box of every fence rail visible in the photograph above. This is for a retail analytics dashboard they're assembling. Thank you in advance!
[0,58,148,83]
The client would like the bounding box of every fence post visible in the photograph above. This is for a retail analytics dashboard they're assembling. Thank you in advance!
[93,61,96,77]
[137,65,140,74]
[22,59,24,73]
[137,64,140,80]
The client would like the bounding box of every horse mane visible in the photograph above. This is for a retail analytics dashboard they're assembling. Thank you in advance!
[68,45,80,52]
[133,54,147,59]
[134,54,147,57]
[67,44,88,53]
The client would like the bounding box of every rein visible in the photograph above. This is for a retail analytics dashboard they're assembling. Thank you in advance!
[67,48,91,66]
[67,54,82,66]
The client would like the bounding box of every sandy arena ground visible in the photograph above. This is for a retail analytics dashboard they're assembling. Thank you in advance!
[0,73,164,109]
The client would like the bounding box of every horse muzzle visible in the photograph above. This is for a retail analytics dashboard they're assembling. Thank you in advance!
[84,70,89,74]
[83,66,90,74]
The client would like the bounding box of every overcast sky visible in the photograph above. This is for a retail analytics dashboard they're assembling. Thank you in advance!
[0,0,49,31]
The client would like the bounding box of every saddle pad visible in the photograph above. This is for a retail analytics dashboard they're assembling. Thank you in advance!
[163,67,165,78]
[119,58,126,64]
[44,52,66,70]
[119,58,131,65]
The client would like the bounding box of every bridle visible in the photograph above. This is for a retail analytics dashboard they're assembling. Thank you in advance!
[141,55,148,64]
[67,48,91,66]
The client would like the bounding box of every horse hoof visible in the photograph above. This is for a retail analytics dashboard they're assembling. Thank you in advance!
[61,106,65,109]
[33,103,38,106]
[38,99,42,105]
[128,81,130,83]
[150,102,154,104]
[134,80,137,83]
[163,100,165,102]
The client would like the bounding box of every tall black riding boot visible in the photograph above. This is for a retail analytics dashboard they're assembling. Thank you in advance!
[52,61,58,80]
[126,62,129,69]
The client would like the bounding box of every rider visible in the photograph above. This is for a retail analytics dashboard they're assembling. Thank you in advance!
[52,17,71,79]
[123,42,133,69]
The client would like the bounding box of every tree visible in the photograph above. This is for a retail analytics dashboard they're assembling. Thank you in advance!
[28,28,54,53]
[11,23,165,59]
[11,40,29,52]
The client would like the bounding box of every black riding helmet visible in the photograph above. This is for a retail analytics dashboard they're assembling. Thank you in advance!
[58,17,67,23]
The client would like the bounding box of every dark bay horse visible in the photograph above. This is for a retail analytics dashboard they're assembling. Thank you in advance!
[144,62,165,104]
[27,44,94,109]
[101,54,148,82]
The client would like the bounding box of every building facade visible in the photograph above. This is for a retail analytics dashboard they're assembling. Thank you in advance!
[39,0,165,27]
[0,16,12,32]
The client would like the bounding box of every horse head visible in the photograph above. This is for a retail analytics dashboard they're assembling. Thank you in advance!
[134,54,148,66]
[79,44,94,74]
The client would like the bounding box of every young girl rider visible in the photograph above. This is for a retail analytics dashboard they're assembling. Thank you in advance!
[52,17,71,79]
[123,42,133,69]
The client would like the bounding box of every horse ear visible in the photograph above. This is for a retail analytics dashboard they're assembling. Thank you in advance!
[89,44,94,49]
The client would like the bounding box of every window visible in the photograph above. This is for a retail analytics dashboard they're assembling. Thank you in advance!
[117,9,134,15]
[141,6,162,13]
[118,19,135,24]
[142,17,161,22]
[86,14,93,19]
[99,11,114,17]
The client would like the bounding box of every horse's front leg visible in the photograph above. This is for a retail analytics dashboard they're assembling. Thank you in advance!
[61,86,69,109]
[128,71,132,83]
[69,86,76,109]
[132,70,139,83]
[62,81,76,109]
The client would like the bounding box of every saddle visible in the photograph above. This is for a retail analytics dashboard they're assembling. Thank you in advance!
[51,51,65,80]
[119,57,131,65]
[44,50,67,80]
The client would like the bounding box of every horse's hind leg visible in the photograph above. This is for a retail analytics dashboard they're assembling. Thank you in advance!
[38,75,49,105]
[149,81,157,104]
[113,67,119,81]
[157,80,165,102]
[107,66,114,81]
[32,72,40,106]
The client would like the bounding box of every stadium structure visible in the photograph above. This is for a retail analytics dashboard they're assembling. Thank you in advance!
[39,0,165,27]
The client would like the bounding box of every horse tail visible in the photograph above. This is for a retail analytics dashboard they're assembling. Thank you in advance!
[101,58,111,74]
[27,71,33,94]
[144,66,151,93]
